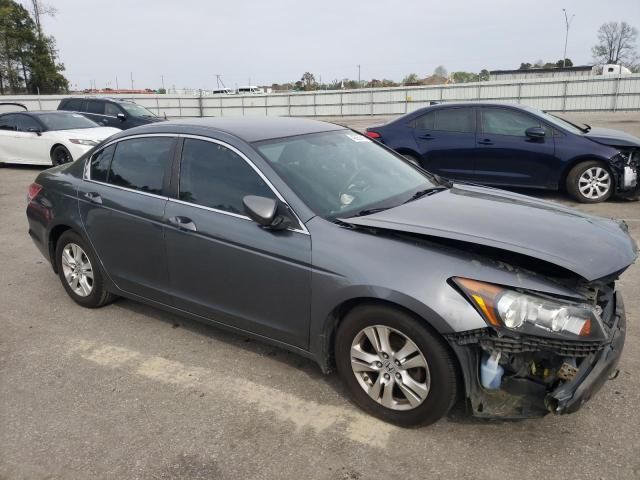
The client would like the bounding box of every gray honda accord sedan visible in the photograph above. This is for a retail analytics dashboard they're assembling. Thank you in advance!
[27,117,637,427]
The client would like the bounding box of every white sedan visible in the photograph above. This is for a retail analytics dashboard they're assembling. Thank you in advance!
[0,110,120,166]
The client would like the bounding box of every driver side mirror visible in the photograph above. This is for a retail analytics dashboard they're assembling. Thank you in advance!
[243,195,292,231]
[525,126,546,140]
[117,113,126,122]
[27,127,42,136]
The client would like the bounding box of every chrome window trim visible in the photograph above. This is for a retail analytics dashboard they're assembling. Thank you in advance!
[83,132,310,235]
[177,134,309,235]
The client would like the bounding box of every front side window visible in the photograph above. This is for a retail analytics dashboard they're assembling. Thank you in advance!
[0,114,19,131]
[61,99,83,111]
[481,108,550,136]
[90,144,116,182]
[179,138,274,215]
[15,115,41,132]
[105,103,121,116]
[256,130,436,219]
[87,100,105,114]
[108,137,173,194]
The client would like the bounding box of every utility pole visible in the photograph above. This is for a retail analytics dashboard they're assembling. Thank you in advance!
[357,64,361,86]
[130,72,134,90]
[161,75,165,91]
[115,76,119,90]
[562,9,575,68]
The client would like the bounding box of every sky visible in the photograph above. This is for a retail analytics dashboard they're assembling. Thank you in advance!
[33,0,640,91]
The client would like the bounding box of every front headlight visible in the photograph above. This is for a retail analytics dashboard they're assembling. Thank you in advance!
[69,139,98,146]
[453,277,606,340]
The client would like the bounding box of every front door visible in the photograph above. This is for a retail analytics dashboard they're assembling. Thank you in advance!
[78,135,176,303]
[411,106,477,180]
[474,107,556,188]
[164,137,312,348]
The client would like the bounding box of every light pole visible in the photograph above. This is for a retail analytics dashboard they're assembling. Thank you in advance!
[562,9,575,68]
[357,64,361,86]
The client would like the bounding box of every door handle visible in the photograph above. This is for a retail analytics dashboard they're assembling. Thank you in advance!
[418,133,433,140]
[478,139,493,145]
[84,192,102,204]
[168,216,197,232]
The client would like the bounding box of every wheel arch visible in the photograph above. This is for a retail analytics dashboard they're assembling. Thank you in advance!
[48,223,74,272]
[559,155,615,192]
[315,296,461,378]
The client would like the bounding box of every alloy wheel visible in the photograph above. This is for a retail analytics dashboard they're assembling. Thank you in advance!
[578,167,611,200]
[61,243,94,297]
[350,325,430,411]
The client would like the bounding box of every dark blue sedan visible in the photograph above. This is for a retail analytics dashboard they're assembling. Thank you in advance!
[365,102,639,203]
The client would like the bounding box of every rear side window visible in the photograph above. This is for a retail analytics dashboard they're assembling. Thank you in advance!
[108,137,174,194]
[179,138,274,215]
[61,99,83,111]
[90,144,116,182]
[87,100,105,114]
[415,108,475,133]
[481,108,551,137]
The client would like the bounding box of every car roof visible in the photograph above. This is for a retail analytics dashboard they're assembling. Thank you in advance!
[62,97,135,104]
[118,116,346,143]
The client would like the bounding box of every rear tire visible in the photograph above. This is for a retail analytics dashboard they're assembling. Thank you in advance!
[55,230,115,308]
[335,304,458,427]
[566,161,613,203]
[51,145,73,166]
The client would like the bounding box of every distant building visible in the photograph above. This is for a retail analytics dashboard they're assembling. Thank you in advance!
[489,65,595,81]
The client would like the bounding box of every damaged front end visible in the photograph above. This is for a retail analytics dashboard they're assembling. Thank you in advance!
[610,150,639,198]
[447,278,626,419]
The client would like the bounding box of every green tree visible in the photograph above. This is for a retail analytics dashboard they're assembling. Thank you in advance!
[433,65,448,77]
[592,21,638,66]
[478,69,490,81]
[300,71,317,90]
[402,73,420,84]
[0,0,67,94]
[519,62,532,70]
[451,71,479,83]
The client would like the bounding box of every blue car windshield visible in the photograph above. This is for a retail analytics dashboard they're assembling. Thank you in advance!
[255,130,437,219]
[522,106,585,134]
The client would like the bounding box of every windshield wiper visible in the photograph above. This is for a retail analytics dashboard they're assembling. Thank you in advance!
[355,206,393,217]
[404,186,447,204]
[582,123,591,132]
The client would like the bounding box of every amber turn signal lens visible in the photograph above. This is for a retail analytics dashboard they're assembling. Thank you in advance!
[454,277,504,327]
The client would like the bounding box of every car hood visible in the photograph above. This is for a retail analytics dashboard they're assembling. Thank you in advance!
[51,127,121,142]
[583,127,640,148]
[341,184,637,282]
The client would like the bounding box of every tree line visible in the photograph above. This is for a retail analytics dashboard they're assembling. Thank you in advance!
[0,0,68,94]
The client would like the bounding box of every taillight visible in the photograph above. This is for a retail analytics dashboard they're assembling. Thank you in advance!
[365,130,381,140]
[27,183,43,202]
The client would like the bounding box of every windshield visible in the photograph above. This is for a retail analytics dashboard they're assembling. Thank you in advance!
[255,130,437,219]
[522,106,585,134]
[120,103,157,117]
[37,112,99,130]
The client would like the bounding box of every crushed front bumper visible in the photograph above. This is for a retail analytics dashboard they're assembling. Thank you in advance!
[546,293,625,414]
[447,292,626,419]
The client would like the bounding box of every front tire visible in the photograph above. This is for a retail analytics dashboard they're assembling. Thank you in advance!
[55,230,115,308]
[51,145,73,166]
[566,161,613,203]
[335,304,458,427]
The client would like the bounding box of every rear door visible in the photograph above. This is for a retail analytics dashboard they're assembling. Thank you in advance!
[84,100,111,127]
[0,114,20,163]
[163,136,312,348]
[474,107,556,187]
[411,106,477,180]
[78,135,176,303]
